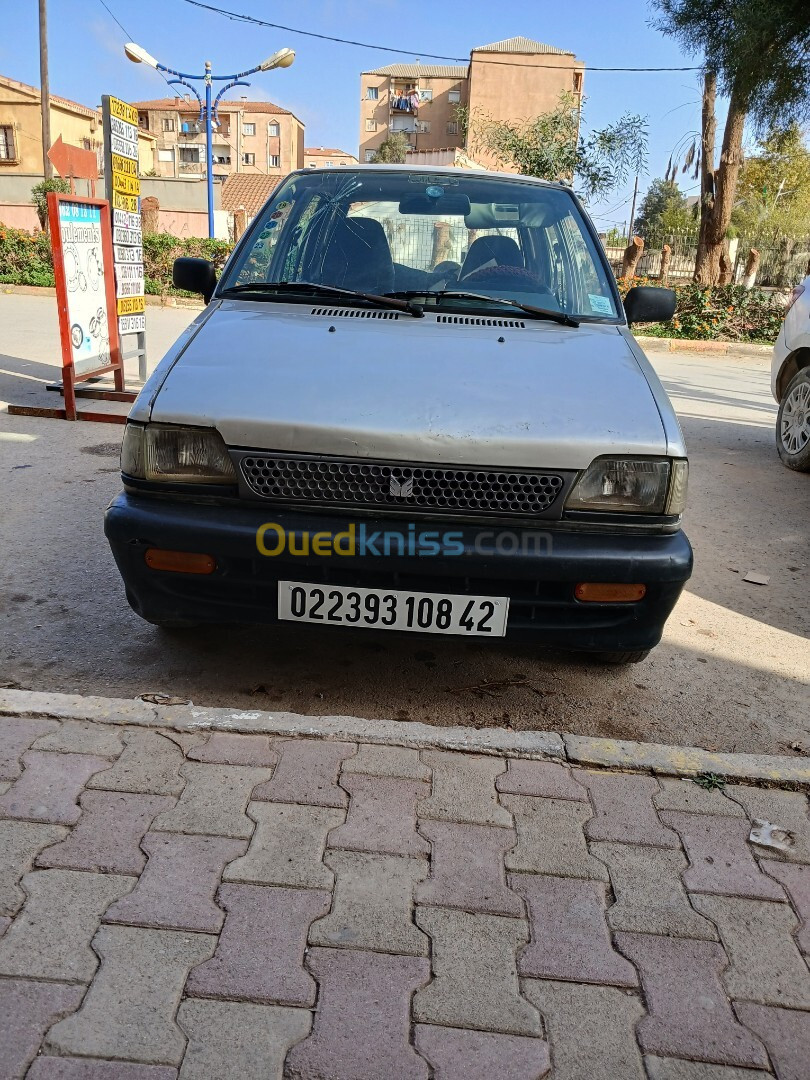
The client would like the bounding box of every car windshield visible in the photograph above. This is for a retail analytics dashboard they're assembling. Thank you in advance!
[219,169,620,320]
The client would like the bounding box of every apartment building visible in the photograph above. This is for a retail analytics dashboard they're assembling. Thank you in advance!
[304,147,358,169]
[358,36,585,168]
[132,97,304,181]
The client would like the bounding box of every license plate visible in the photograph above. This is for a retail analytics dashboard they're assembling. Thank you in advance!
[277,581,509,637]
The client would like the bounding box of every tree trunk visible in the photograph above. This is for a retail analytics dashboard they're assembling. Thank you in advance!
[694,72,717,283]
[742,248,760,288]
[621,236,644,279]
[694,81,746,286]
[660,244,671,287]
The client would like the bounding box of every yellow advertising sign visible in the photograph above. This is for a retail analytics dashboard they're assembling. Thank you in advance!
[112,191,139,212]
[113,171,141,196]
[117,295,146,315]
[108,96,139,127]
[111,153,138,176]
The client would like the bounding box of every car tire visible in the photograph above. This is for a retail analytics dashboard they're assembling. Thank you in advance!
[776,368,810,471]
[590,649,651,664]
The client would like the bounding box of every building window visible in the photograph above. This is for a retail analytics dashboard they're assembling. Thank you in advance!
[242,152,256,166]
[448,90,461,104]
[162,118,175,132]
[138,113,149,130]
[366,86,378,100]
[446,121,459,136]
[365,118,377,132]
[365,150,375,162]
[573,71,583,93]
[308,162,317,168]
[179,147,200,163]
[158,148,174,162]
[325,161,334,167]
[268,121,280,136]
[417,121,431,133]
[269,154,280,167]
[0,125,16,161]
[243,123,256,136]
[418,89,433,102]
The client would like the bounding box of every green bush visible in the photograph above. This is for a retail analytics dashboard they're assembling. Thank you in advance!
[0,226,234,296]
[617,277,786,344]
[0,226,55,286]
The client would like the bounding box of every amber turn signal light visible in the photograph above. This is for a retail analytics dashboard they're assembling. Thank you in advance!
[145,549,216,574]
[575,582,646,602]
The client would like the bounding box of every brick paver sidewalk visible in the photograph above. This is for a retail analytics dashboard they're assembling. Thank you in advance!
[1,714,808,1079]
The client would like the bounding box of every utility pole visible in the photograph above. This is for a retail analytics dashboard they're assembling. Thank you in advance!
[627,173,639,241]
[39,0,53,178]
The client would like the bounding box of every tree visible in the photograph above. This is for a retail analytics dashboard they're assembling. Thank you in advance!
[30,178,70,231]
[653,0,810,284]
[471,94,647,202]
[372,133,411,164]
[733,124,810,237]
[634,178,695,237]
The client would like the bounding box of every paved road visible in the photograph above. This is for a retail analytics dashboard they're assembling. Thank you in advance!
[1,293,808,754]
[1,711,808,1079]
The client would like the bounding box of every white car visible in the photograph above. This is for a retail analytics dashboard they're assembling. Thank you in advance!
[771,277,810,471]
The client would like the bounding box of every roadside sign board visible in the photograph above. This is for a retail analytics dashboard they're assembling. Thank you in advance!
[102,95,147,338]
[48,192,123,418]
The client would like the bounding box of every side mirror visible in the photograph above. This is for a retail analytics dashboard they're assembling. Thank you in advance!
[623,285,676,326]
[172,257,217,303]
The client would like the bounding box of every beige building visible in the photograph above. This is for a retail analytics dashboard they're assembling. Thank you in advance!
[132,97,304,182]
[304,146,358,169]
[0,73,155,177]
[359,36,584,168]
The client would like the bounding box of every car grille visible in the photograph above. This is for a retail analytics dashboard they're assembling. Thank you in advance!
[238,454,566,516]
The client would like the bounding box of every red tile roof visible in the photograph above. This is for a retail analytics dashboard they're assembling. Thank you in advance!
[0,74,98,118]
[131,97,292,115]
[221,173,282,217]
[304,147,356,158]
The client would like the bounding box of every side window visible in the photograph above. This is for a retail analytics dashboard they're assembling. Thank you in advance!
[558,213,617,316]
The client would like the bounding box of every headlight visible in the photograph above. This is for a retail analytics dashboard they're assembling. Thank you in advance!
[566,457,687,515]
[121,423,237,485]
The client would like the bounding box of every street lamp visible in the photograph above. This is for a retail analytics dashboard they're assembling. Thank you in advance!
[124,42,295,238]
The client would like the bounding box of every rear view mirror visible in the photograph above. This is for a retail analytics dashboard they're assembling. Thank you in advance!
[173,257,217,303]
[623,286,676,326]
[399,194,472,216]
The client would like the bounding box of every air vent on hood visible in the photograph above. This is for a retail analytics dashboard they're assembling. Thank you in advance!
[310,307,400,319]
[436,315,526,328]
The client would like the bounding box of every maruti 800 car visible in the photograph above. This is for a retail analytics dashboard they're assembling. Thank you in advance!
[105,165,692,663]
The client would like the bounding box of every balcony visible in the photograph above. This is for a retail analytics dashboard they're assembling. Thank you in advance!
[179,122,202,136]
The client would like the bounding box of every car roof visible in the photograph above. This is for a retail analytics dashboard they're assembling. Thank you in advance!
[287,163,568,189]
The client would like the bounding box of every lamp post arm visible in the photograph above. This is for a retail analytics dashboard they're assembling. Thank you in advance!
[167,78,204,124]
[210,65,262,81]
[212,80,251,126]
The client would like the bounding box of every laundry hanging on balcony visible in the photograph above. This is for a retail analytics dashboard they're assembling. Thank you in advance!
[391,91,420,113]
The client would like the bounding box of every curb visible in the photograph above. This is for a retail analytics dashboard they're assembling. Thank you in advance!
[2,688,807,788]
[635,334,773,357]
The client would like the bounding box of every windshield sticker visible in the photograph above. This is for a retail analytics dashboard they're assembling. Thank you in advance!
[588,294,614,315]
[408,174,458,186]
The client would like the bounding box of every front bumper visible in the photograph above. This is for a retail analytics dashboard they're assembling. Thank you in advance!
[104,493,693,652]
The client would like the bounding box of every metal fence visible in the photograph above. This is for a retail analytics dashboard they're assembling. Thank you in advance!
[602,230,810,288]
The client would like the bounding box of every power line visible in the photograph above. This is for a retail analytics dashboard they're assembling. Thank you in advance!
[180,0,701,72]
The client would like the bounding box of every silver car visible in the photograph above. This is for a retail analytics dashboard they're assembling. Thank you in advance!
[106,165,691,663]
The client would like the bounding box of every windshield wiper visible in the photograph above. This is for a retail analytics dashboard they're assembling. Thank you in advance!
[388,289,580,328]
[220,280,424,318]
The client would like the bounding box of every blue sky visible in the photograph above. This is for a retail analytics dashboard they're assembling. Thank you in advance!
[2,0,728,229]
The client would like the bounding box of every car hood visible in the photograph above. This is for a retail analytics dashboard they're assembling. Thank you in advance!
[147,299,671,469]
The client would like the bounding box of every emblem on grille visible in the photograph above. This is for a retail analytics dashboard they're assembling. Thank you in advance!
[389,475,415,498]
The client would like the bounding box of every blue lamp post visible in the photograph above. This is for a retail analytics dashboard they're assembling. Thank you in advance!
[124,42,295,239]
